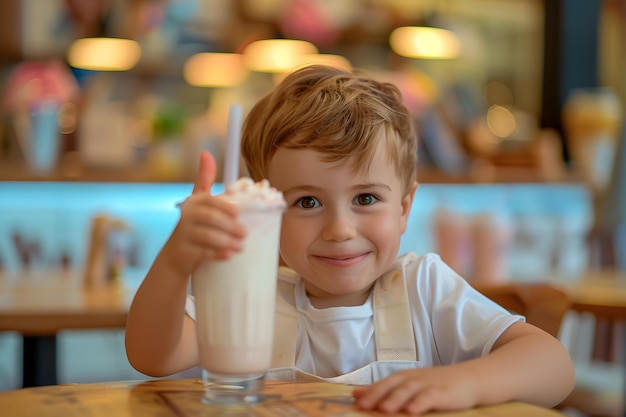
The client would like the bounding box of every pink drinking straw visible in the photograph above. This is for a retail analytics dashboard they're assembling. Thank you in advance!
[223,104,243,187]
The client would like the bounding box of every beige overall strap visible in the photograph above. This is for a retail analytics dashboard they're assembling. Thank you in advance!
[270,268,299,368]
[373,253,418,361]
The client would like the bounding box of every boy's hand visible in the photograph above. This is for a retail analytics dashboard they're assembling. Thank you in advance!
[164,151,246,277]
[352,367,478,415]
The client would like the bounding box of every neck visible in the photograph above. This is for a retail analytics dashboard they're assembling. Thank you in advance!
[306,284,375,309]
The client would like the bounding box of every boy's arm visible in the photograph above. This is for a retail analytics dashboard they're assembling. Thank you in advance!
[125,152,246,377]
[469,322,575,405]
[353,322,575,415]
[124,243,200,376]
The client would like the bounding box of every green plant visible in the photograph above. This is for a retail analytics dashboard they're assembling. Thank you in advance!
[151,104,187,141]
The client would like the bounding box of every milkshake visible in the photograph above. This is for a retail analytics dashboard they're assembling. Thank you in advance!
[191,177,285,405]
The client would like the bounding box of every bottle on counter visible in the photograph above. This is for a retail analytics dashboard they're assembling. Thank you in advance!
[471,211,513,284]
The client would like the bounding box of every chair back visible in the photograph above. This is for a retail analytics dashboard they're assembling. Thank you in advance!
[475,281,625,416]
[472,282,571,338]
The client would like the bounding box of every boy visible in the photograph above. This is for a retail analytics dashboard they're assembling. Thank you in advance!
[125,65,575,414]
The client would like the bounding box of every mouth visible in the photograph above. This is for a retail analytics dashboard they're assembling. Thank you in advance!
[312,252,370,268]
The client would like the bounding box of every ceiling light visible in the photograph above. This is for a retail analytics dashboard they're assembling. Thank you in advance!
[273,54,353,83]
[68,38,141,71]
[390,26,460,59]
[184,53,249,87]
[242,39,319,73]
[290,54,352,72]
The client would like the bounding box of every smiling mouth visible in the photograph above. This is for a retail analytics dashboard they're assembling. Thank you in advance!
[313,253,370,267]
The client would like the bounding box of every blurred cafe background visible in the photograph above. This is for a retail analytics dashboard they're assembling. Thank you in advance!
[0,0,625,414]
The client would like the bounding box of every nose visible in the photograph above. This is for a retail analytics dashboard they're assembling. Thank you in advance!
[321,209,357,242]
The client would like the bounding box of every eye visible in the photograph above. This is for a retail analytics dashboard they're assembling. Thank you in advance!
[354,194,378,206]
[295,196,321,209]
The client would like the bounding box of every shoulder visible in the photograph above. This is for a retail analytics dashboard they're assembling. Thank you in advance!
[396,252,457,283]
[376,252,457,298]
[398,252,474,298]
[278,266,300,284]
[276,266,300,312]
[277,266,300,297]
[394,251,447,268]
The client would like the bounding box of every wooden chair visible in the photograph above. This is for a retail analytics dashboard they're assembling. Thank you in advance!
[472,282,570,339]
[558,305,625,417]
[473,281,625,417]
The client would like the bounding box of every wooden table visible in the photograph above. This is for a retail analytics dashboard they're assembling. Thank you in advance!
[553,270,626,362]
[0,269,133,387]
[0,378,566,417]
[550,270,626,417]
[559,270,626,319]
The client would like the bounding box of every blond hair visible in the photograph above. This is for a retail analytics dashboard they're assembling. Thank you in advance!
[241,65,417,195]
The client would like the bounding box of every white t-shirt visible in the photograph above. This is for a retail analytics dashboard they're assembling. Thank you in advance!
[185,252,523,379]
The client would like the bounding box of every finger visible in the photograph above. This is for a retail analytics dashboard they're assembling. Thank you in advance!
[190,247,230,263]
[186,203,246,238]
[192,151,217,194]
[213,249,239,260]
[196,247,242,264]
[198,248,234,262]
[353,376,404,410]
[179,193,241,218]
[376,379,425,414]
[404,387,450,415]
[352,387,367,399]
[174,231,242,268]
[188,227,244,252]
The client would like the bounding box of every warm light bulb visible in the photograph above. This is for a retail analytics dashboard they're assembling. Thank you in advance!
[68,38,141,71]
[390,26,460,59]
[272,54,353,83]
[184,53,249,87]
[243,39,319,73]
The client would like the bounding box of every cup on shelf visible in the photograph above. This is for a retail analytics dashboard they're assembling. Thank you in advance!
[562,88,622,192]
[15,100,61,174]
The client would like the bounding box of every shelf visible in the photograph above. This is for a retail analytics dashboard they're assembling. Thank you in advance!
[0,161,582,185]
[416,165,580,185]
[0,161,193,183]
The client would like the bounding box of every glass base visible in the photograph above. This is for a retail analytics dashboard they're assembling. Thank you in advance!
[201,370,267,405]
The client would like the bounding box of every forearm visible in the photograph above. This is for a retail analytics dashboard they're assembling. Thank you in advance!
[462,323,575,407]
[125,244,198,376]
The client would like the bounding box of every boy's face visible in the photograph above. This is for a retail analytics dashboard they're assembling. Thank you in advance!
[267,145,416,308]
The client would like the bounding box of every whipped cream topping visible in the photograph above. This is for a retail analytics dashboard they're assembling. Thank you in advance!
[224,177,286,208]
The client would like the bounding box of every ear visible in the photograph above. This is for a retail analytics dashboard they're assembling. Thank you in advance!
[400,181,418,234]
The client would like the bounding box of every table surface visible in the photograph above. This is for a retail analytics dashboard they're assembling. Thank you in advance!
[0,269,133,335]
[0,378,566,417]
[550,270,626,416]
[553,269,626,319]
[3,268,624,336]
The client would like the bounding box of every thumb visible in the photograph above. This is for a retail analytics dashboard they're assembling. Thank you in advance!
[192,151,216,194]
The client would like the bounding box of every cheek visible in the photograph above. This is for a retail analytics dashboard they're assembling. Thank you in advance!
[367,211,404,244]
[279,216,306,258]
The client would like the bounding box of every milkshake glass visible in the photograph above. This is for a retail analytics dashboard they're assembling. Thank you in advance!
[192,178,285,405]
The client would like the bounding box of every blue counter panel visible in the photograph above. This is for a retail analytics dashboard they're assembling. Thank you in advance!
[0,181,593,283]
[0,181,593,390]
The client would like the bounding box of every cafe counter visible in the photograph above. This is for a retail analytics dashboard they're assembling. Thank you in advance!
[0,181,593,390]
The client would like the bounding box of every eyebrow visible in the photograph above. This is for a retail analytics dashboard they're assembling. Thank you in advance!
[281,185,321,197]
[282,182,392,196]
[354,182,392,192]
